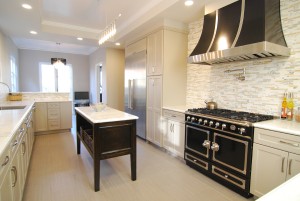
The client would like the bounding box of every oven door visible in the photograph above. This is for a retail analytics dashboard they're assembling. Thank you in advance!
[185,125,210,158]
[211,132,250,176]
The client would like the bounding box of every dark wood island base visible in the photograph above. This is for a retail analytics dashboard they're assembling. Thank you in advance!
[75,108,137,192]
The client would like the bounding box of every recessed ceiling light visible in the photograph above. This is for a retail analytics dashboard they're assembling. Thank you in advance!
[22,3,32,9]
[77,37,83,41]
[115,42,121,46]
[30,31,37,35]
[184,0,194,6]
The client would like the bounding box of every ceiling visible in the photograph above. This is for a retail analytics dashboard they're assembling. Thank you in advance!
[0,0,232,55]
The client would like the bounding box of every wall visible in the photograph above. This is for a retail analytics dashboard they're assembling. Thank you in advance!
[186,0,300,116]
[0,30,19,101]
[89,47,125,111]
[19,49,90,94]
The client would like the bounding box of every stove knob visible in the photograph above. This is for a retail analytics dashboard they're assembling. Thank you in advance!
[203,120,208,125]
[209,121,214,127]
[191,117,195,122]
[198,118,203,124]
[239,128,246,135]
[187,116,191,121]
[222,124,227,130]
[215,122,220,128]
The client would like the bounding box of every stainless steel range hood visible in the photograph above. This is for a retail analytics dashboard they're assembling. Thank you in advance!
[188,0,290,65]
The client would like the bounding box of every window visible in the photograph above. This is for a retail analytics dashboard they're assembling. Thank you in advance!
[10,56,17,92]
[39,63,73,94]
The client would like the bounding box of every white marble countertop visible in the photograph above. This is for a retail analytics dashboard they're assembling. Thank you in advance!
[163,105,189,113]
[75,106,138,124]
[256,173,300,201]
[0,101,35,156]
[254,119,300,136]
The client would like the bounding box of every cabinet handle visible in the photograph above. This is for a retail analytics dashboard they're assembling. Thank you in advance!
[289,159,292,175]
[12,140,18,147]
[11,166,18,187]
[279,140,299,147]
[281,157,285,173]
[22,141,26,155]
[1,156,9,167]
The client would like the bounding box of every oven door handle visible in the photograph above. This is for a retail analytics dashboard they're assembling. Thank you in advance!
[202,140,211,149]
[211,142,220,152]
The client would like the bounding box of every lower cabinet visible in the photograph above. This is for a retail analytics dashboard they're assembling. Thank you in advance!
[162,109,185,158]
[0,107,35,201]
[250,128,300,197]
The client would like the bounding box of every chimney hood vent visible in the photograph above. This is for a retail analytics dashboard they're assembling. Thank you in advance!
[188,0,290,65]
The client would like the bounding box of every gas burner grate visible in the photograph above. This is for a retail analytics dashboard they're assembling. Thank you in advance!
[187,108,274,123]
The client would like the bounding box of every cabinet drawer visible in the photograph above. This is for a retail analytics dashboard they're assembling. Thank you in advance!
[48,120,61,130]
[48,108,60,119]
[163,109,185,122]
[254,128,300,154]
[48,103,60,109]
[0,146,10,178]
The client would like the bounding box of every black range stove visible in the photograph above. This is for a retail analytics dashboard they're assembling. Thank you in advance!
[184,108,274,198]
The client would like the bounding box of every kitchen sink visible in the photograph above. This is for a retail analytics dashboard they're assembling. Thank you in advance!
[0,106,26,110]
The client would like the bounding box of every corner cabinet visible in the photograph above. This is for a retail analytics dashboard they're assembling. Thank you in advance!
[250,128,300,197]
[146,28,187,147]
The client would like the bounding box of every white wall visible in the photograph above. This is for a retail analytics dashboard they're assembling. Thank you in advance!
[89,47,125,110]
[0,30,19,100]
[186,0,300,116]
[19,49,90,94]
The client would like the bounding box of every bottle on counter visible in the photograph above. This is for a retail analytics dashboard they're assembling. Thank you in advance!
[287,92,294,121]
[281,92,287,119]
[295,107,300,123]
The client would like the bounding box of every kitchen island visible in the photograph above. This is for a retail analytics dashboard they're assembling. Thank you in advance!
[75,106,138,191]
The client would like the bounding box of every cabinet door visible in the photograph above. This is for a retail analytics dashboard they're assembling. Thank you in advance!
[286,153,300,180]
[146,109,154,142]
[34,102,48,132]
[250,143,288,197]
[11,147,22,201]
[60,101,72,129]
[147,30,163,76]
[163,120,174,151]
[0,169,13,201]
[173,122,185,158]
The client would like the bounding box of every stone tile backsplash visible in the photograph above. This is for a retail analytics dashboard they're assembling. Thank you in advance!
[186,0,300,116]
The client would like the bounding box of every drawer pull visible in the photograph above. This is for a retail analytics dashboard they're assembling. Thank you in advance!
[279,140,299,147]
[1,156,9,167]
[281,157,285,173]
[171,115,177,118]
[12,140,18,147]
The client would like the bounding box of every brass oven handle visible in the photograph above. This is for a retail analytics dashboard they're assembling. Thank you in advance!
[279,140,299,147]
[202,140,210,149]
[211,142,219,152]
[289,159,292,175]
[11,166,18,187]
[281,157,285,173]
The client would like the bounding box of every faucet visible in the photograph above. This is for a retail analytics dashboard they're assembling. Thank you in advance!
[0,82,11,94]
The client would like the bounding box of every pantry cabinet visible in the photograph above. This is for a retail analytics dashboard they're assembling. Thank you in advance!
[163,109,185,158]
[146,28,187,147]
[251,128,300,197]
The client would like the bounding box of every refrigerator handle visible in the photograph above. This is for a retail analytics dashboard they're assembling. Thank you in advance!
[128,79,131,109]
[130,79,134,109]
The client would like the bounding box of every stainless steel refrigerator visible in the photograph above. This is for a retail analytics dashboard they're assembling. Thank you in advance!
[124,50,147,139]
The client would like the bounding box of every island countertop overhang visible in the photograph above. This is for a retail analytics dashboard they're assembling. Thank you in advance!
[75,106,138,124]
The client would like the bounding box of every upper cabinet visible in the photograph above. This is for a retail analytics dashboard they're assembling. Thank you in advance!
[147,30,163,76]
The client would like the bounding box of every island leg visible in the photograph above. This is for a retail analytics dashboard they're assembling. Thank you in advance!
[130,152,136,181]
[94,158,100,191]
[76,134,81,154]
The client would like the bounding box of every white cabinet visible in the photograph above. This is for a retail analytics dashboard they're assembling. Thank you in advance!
[251,128,300,197]
[34,102,48,132]
[0,107,35,201]
[147,76,163,146]
[147,30,163,76]
[146,29,187,146]
[35,101,72,133]
[163,109,185,158]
